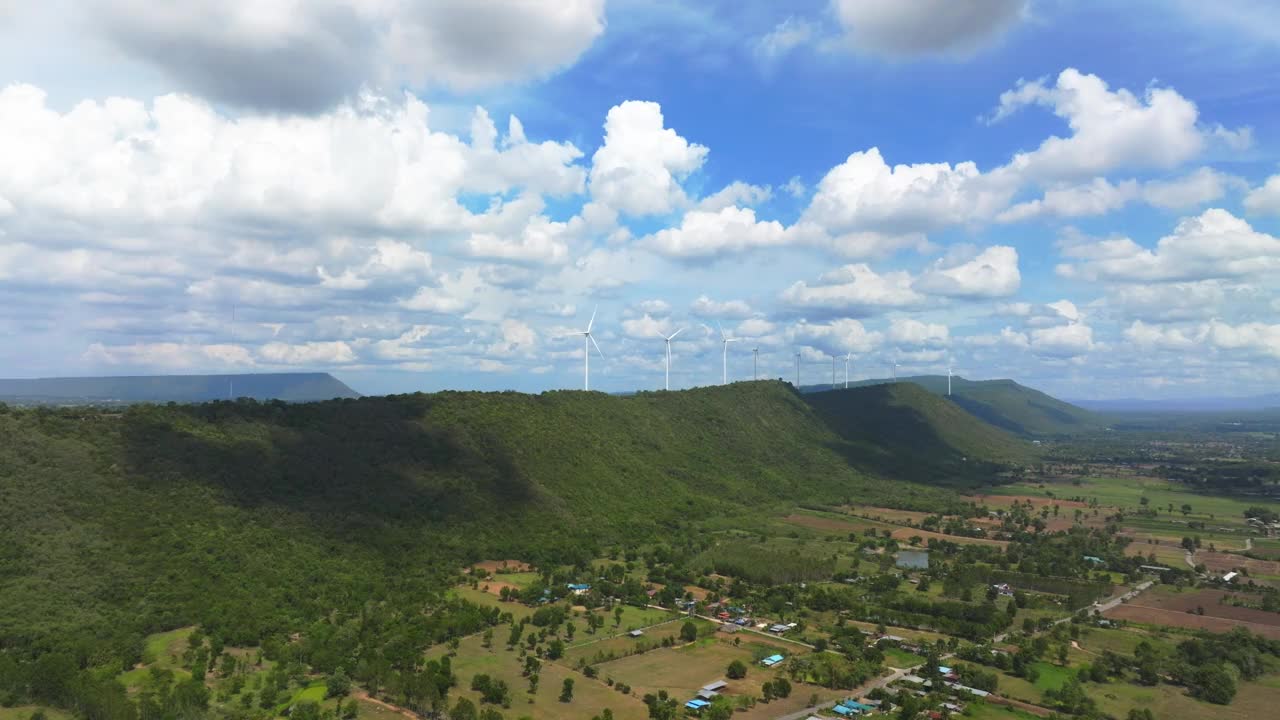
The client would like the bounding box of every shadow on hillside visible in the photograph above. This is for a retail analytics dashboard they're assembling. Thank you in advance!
[804,385,1001,489]
[119,395,536,533]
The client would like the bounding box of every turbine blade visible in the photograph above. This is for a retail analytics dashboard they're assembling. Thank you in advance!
[670,327,685,340]
[589,333,604,358]
[716,320,725,340]
[587,305,598,332]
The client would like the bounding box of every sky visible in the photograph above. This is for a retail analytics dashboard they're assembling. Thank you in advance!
[2,0,1280,399]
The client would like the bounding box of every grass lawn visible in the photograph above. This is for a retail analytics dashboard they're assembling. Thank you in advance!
[427,629,650,720]
[1029,661,1073,693]
[575,605,678,638]
[142,627,195,664]
[882,647,925,669]
[985,477,1273,524]
[564,618,710,666]
[1088,676,1280,720]
[451,586,536,622]
[117,627,196,690]
[1075,626,1176,657]
[289,682,328,705]
[594,636,791,700]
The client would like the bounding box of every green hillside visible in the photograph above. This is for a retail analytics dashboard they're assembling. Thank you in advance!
[808,375,1099,436]
[804,382,1035,486]
[1,381,1000,670]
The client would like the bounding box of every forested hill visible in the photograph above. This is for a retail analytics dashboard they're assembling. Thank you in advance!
[0,372,360,405]
[804,382,1034,486]
[804,375,1099,436]
[0,380,1027,703]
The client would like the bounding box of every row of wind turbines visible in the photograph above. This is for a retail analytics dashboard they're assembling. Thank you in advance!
[565,306,956,395]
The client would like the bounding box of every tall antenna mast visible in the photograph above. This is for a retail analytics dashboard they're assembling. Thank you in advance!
[753,347,759,381]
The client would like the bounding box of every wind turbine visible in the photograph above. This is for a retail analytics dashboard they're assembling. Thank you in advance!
[947,363,953,396]
[567,306,603,390]
[844,352,853,389]
[660,327,685,391]
[717,321,740,385]
[831,354,837,390]
[794,351,801,386]
[892,362,899,381]
[752,347,759,381]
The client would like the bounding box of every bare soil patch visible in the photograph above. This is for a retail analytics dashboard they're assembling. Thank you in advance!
[1104,604,1280,640]
[1195,551,1280,576]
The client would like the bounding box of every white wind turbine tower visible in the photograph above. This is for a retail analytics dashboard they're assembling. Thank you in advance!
[717,321,740,385]
[831,354,837,390]
[567,306,603,390]
[753,347,759,381]
[660,327,685,391]
[844,352,853,389]
[892,362,899,381]
[794,351,801,386]
[947,363,953,396]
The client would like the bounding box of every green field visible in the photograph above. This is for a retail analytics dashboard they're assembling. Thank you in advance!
[117,627,196,688]
[1088,674,1280,720]
[882,647,925,669]
[427,628,650,720]
[593,635,797,699]
[985,477,1273,522]
[564,618,710,666]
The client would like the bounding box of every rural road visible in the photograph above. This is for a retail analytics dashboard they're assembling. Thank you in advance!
[991,580,1154,645]
[1094,580,1154,614]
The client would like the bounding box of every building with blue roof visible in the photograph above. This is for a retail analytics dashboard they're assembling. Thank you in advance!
[684,698,710,711]
[760,653,785,667]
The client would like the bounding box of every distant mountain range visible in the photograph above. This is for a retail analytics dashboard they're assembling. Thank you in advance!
[1070,394,1280,413]
[800,375,1099,436]
[0,373,360,405]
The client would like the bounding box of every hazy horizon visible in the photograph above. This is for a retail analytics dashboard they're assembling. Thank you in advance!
[2,1,1279,400]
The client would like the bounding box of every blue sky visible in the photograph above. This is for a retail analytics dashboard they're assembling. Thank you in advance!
[2,0,1280,399]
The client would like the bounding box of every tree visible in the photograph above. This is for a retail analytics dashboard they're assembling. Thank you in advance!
[507,623,523,649]
[326,667,352,698]
[1191,664,1237,705]
[642,691,679,720]
[450,698,478,720]
[547,639,565,660]
[726,659,748,679]
[527,674,539,695]
[680,621,698,643]
[1126,709,1155,720]
[614,606,624,627]
[482,628,493,649]
[705,696,734,720]
[294,702,321,720]
[773,678,791,698]
[560,678,575,703]
[1181,504,1193,517]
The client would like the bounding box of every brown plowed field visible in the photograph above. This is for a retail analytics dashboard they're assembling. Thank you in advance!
[1105,604,1280,639]
[1103,588,1280,639]
[1195,551,1280,575]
